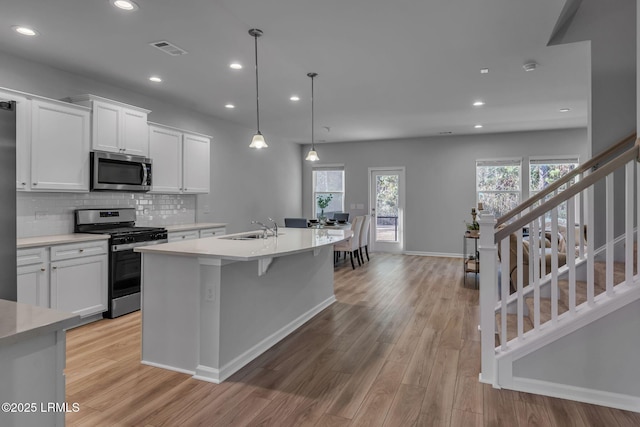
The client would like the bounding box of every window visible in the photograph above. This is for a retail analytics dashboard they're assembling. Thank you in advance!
[312,166,344,218]
[529,157,579,195]
[529,157,579,223]
[476,159,521,218]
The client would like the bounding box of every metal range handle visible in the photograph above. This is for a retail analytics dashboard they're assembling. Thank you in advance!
[112,238,168,252]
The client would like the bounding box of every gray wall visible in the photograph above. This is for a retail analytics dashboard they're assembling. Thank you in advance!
[514,299,640,398]
[0,50,302,234]
[550,0,637,246]
[302,128,588,255]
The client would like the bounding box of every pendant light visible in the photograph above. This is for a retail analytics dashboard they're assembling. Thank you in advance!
[305,72,320,162]
[248,28,267,149]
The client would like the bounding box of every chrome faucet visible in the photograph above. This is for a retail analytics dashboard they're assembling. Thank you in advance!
[251,218,278,238]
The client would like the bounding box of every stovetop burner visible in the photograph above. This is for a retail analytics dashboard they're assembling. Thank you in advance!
[74,208,167,243]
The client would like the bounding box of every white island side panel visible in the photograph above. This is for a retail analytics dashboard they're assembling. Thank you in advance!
[140,245,336,382]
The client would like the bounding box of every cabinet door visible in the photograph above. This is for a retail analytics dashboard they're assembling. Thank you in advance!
[182,133,210,194]
[31,100,90,191]
[92,100,121,153]
[121,108,149,156]
[50,254,107,317]
[167,230,199,243]
[0,90,32,191]
[149,125,183,193]
[17,263,49,308]
[199,228,226,238]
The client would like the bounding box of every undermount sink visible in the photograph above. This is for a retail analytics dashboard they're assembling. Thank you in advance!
[221,233,265,240]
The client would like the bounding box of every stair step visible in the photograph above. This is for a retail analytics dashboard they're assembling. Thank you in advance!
[594,261,627,288]
[495,312,534,343]
[525,294,568,326]
[557,279,605,309]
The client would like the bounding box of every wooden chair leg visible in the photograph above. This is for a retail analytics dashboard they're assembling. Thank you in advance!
[349,251,355,269]
[365,245,370,261]
[356,249,362,266]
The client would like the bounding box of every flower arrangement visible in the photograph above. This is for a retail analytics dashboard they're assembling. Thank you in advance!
[316,194,333,219]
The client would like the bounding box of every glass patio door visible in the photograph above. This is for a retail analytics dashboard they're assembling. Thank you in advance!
[369,167,405,253]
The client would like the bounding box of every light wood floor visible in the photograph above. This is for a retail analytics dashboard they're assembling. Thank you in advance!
[65,254,640,426]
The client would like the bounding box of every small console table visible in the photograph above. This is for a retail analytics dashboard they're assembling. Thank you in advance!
[463,232,480,288]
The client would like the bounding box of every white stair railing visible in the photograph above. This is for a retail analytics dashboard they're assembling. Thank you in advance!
[479,137,639,386]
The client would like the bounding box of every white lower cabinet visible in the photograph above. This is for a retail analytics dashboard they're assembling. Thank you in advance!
[167,230,200,243]
[16,240,108,319]
[17,248,49,308]
[51,254,107,318]
[199,227,226,238]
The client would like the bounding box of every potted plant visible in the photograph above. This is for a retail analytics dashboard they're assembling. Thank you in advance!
[316,194,333,220]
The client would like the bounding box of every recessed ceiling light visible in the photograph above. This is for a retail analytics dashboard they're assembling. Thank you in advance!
[559,108,570,113]
[474,124,483,129]
[225,104,235,109]
[290,96,300,101]
[111,0,139,11]
[480,68,489,74]
[12,26,39,36]
[229,63,242,70]
[473,101,485,107]
[149,76,162,83]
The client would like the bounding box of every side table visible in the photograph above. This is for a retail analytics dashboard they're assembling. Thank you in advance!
[463,232,480,288]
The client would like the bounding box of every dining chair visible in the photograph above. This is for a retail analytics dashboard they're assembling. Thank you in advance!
[333,216,362,269]
[358,214,371,262]
[284,218,308,228]
[333,212,350,222]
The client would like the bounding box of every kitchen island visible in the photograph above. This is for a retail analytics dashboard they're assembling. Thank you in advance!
[135,227,350,383]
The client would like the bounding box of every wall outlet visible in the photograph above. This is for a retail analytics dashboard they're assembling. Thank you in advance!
[205,285,215,302]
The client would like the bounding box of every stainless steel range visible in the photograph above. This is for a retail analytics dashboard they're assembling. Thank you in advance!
[74,208,167,318]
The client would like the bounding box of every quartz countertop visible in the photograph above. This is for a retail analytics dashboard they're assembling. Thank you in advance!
[0,299,79,346]
[164,223,227,232]
[136,227,350,261]
[17,233,110,249]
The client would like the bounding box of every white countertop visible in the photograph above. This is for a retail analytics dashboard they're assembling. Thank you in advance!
[0,299,79,346]
[164,223,227,232]
[136,227,351,261]
[17,233,110,249]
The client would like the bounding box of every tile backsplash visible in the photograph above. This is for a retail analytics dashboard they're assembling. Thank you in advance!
[17,192,196,238]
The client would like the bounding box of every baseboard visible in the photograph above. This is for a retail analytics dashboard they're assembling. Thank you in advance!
[404,251,462,258]
[510,376,640,413]
[195,295,337,383]
[141,359,195,376]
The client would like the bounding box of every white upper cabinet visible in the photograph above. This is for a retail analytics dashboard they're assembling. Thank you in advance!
[149,123,210,194]
[0,88,31,191]
[30,99,91,192]
[70,94,151,157]
[148,125,183,193]
[183,132,210,194]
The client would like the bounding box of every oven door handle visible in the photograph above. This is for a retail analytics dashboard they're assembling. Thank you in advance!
[112,239,168,252]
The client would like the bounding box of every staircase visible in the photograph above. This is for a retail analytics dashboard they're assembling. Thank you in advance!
[479,133,640,412]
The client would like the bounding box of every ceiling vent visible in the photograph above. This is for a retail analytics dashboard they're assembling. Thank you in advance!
[150,40,188,56]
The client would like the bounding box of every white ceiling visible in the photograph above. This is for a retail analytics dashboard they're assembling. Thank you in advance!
[0,0,588,144]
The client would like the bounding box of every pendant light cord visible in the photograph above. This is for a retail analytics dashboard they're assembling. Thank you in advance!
[311,74,314,150]
[254,33,260,132]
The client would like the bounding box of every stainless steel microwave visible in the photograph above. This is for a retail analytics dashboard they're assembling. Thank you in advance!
[91,152,152,192]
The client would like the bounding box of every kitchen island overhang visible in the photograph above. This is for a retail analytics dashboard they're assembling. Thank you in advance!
[135,228,350,383]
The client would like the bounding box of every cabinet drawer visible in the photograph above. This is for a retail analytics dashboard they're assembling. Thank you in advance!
[199,228,226,238]
[167,230,199,242]
[50,240,108,261]
[17,247,47,267]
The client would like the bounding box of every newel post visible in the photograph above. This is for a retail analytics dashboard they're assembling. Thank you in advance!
[478,212,498,385]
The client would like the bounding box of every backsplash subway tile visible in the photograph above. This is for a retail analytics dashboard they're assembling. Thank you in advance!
[17,192,196,238]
